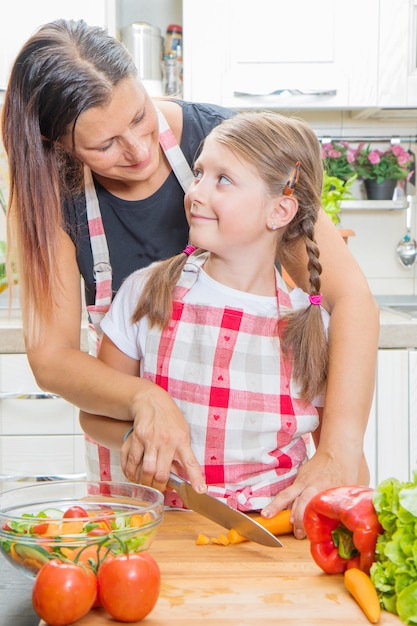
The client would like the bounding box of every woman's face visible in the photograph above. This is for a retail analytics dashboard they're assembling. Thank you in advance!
[61,77,160,185]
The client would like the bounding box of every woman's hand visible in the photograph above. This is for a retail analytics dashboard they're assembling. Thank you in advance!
[120,386,207,494]
[94,333,207,495]
[260,447,369,540]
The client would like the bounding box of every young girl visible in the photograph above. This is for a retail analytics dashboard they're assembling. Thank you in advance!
[81,111,358,525]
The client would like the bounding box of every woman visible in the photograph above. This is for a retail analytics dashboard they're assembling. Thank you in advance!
[2,19,379,537]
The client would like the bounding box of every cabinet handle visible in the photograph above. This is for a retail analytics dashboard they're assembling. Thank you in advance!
[0,392,60,400]
[233,88,337,97]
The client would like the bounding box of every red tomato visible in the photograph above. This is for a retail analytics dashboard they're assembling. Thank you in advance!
[97,552,160,622]
[63,505,89,519]
[32,560,97,626]
[32,522,49,534]
[95,516,113,530]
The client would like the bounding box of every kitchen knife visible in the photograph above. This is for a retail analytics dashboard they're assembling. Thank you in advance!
[168,472,282,548]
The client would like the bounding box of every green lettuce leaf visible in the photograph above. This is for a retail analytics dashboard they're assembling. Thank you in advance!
[397,581,417,624]
[371,471,417,624]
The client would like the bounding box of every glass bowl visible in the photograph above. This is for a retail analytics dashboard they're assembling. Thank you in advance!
[0,480,164,578]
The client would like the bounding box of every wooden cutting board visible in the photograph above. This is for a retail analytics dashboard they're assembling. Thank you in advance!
[40,510,403,625]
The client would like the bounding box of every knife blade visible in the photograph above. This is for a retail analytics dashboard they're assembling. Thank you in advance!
[167,472,282,548]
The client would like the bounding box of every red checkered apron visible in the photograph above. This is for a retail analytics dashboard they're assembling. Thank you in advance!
[84,109,195,482]
[143,252,319,511]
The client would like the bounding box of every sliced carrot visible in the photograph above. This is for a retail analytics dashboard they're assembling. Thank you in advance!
[227,528,248,544]
[70,544,105,568]
[10,543,21,563]
[216,533,230,546]
[142,511,154,525]
[228,509,293,544]
[22,557,44,574]
[196,533,210,545]
[44,522,62,536]
[130,514,144,528]
[344,567,381,624]
[60,547,74,559]
[61,520,85,535]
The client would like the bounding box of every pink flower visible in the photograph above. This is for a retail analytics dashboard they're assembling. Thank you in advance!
[368,150,381,165]
[397,153,410,165]
[391,144,407,157]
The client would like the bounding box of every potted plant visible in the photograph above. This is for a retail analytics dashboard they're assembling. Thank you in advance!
[352,143,414,200]
[321,141,357,226]
[322,141,356,181]
[321,171,357,226]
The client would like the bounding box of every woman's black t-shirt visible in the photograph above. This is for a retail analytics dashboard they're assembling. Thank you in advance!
[63,100,235,306]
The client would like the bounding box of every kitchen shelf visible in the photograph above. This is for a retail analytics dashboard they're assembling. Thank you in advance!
[340,199,408,211]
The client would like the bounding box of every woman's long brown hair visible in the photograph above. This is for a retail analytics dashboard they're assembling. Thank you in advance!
[1,19,137,346]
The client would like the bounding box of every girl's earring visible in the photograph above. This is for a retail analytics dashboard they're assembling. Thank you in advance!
[271,222,277,230]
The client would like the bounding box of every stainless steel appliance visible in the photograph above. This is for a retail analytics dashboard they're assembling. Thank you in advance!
[120,22,164,96]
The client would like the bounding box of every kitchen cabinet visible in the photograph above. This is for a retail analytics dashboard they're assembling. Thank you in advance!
[364,349,417,488]
[0,0,116,91]
[183,0,380,109]
[182,0,417,111]
[378,0,417,108]
[0,354,85,492]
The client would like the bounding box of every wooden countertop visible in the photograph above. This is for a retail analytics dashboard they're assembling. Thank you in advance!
[41,510,403,626]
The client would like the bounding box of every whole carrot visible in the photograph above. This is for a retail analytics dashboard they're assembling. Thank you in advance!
[227,509,293,544]
[344,567,381,624]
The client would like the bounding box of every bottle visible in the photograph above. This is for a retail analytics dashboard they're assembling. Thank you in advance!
[163,54,180,96]
[164,24,182,59]
[175,43,183,94]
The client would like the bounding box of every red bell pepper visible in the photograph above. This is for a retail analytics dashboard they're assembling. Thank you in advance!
[303,486,383,575]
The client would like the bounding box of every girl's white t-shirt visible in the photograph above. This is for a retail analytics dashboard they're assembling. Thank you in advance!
[101,267,329,406]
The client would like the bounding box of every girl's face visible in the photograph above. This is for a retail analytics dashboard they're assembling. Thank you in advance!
[61,77,160,185]
[186,135,276,256]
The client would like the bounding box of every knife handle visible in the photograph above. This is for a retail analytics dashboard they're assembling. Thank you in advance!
[167,472,187,490]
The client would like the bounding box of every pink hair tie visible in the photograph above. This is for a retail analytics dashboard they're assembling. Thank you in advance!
[183,244,196,256]
[309,294,322,306]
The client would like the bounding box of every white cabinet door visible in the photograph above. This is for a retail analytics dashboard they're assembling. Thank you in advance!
[364,393,377,488]
[0,354,86,489]
[0,435,84,477]
[0,354,81,435]
[375,349,410,484]
[378,0,417,108]
[409,350,417,475]
[0,0,116,91]
[183,0,379,109]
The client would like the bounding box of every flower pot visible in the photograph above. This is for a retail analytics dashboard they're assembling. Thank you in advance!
[338,228,355,244]
[364,178,397,200]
